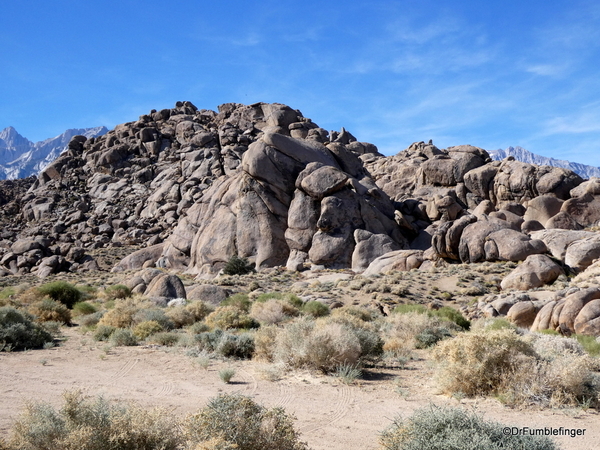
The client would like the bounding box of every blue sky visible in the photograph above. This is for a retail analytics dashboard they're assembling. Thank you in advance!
[1,0,600,166]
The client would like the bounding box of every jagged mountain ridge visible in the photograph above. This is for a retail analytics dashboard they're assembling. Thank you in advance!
[489,146,600,180]
[0,126,108,180]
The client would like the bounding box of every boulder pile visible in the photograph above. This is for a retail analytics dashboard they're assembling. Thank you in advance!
[1,101,600,335]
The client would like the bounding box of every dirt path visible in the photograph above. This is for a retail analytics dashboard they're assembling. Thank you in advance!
[1,327,598,450]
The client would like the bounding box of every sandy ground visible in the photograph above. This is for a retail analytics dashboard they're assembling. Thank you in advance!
[0,326,598,450]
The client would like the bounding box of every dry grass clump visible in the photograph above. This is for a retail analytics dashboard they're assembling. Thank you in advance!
[27,299,72,325]
[133,320,164,340]
[166,301,213,328]
[205,306,258,330]
[97,299,141,328]
[102,284,131,301]
[269,316,362,373]
[433,329,600,408]
[6,390,181,450]
[185,393,307,450]
[253,325,279,361]
[249,299,299,325]
[382,312,457,357]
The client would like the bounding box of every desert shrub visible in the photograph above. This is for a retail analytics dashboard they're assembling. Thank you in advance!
[98,300,140,329]
[250,299,299,325]
[27,299,72,325]
[93,324,116,341]
[165,305,194,328]
[432,329,536,397]
[0,287,16,305]
[273,317,361,373]
[7,390,181,450]
[434,306,470,330]
[166,301,212,328]
[77,311,104,328]
[103,284,132,301]
[219,368,236,384]
[194,329,224,352]
[500,350,600,408]
[185,393,307,450]
[186,301,213,321]
[335,362,362,384]
[253,325,279,361]
[382,312,457,357]
[380,405,558,450]
[301,301,330,318]
[414,326,453,349]
[109,328,138,347]
[222,255,255,276]
[393,304,469,330]
[575,334,600,357]
[326,312,383,363]
[0,307,53,351]
[215,332,255,359]
[472,317,516,332]
[71,301,97,317]
[255,292,303,308]
[36,282,81,309]
[188,321,210,334]
[132,308,174,330]
[220,293,251,312]
[205,306,258,330]
[392,304,427,315]
[133,320,164,340]
[332,305,377,322]
[148,331,180,346]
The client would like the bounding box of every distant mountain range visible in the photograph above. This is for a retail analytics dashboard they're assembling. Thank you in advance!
[0,126,108,180]
[489,146,600,180]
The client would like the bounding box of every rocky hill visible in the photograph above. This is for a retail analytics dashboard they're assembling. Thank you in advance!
[0,126,108,180]
[1,101,600,336]
[489,146,600,179]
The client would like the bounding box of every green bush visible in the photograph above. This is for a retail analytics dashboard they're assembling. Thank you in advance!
[72,301,97,317]
[36,282,81,309]
[215,332,255,359]
[414,327,453,349]
[7,390,181,450]
[393,304,470,330]
[393,304,428,315]
[27,299,72,325]
[109,328,138,346]
[93,324,116,342]
[103,284,131,300]
[302,301,330,318]
[0,307,53,351]
[380,405,559,450]
[435,306,470,330]
[185,393,307,450]
[256,292,303,308]
[221,293,251,312]
[575,334,600,357]
[222,255,255,276]
[194,329,225,352]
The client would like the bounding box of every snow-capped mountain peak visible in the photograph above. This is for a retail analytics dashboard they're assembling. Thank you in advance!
[0,126,108,180]
[489,146,600,180]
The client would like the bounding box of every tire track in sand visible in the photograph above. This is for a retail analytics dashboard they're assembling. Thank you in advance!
[300,384,353,434]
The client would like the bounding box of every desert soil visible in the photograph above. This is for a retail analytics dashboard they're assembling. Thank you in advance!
[1,326,598,450]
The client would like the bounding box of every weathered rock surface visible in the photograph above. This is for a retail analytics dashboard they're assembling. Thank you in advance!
[500,254,563,291]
